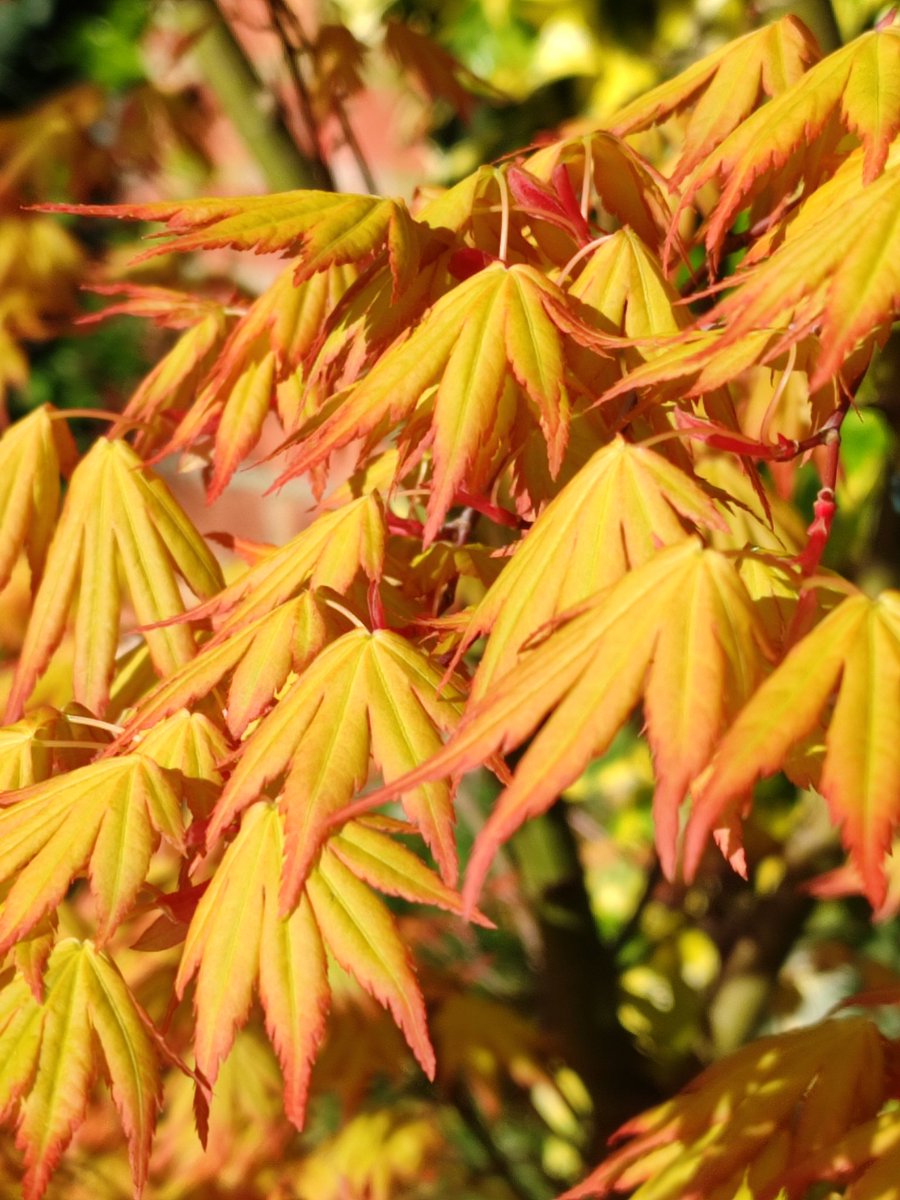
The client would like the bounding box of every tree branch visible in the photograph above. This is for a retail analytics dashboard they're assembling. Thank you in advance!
[184,0,321,192]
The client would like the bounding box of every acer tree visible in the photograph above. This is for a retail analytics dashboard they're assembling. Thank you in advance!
[0,5,900,1198]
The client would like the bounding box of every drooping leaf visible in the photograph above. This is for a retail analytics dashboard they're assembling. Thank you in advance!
[363,540,772,906]
[176,493,385,639]
[460,437,725,698]
[208,627,463,894]
[0,407,75,593]
[161,263,356,499]
[562,1016,890,1200]
[0,754,184,948]
[0,938,162,1200]
[680,24,900,259]
[176,804,461,1123]
[698,157,900,388]
[687,590,900,906]
[81,286,232,451]
[606,16,820,181]
[56,190,424,296]
[277,262,610,540]
[5,437,223,721]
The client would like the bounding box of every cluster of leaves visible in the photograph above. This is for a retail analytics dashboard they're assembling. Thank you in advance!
[0,9,899,1199]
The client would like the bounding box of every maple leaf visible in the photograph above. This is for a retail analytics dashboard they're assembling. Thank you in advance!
[383,19,491,120]
[277,262,610,541]
[161,263,356,500]
[680,23,900,260]
[0,406,75,594]
[524,134,674,258]
[309,24,367,111]
[56,190,424,297]
[459,437,725,698]
[118,591,345,748]
[686,590,900,906]
[112,310,230,449]
[698,155,900,388]
[606,16,820,181]
[563,1016,891,1200]
[176,804,467,1124]
[567,228,686,342]
[208,627,463,894]
[0,709,56,792]
[5,437,223,721]
[363,540,772,905]
[433,993,556,1118]
[175,493,385,639]
[293,1106,443,1200]
[134,709,229,786]
[0,938,162,1200]
[299,247,456,417]
[78,283,225,331]
[783,1107,900,1198]
[0,754,185,949]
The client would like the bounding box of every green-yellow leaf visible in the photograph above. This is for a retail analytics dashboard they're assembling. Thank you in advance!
[208,628,463,896]
[0,708,57,791]
[65,190,422,296]
[363,541,771,908]
[701,158,900,388]
[278,263,609,541]
[0,755,184,948]
[176,803,450,1125]
[606,16,819,182]
[5,438,223,721]
[563,1017,888,1199]
[462,437,725,698]
[0,407,75,593]
[181,493,385,639]
[0,938,161,1200]
[682,25,900,260]
[687,591,900,906]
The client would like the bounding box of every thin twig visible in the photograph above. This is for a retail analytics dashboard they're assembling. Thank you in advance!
[263,0,335,190]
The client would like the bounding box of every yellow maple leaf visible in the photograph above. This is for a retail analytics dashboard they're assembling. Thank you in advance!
[5,438,223,721]
[0,939,161,1200]
[687,590,900,906]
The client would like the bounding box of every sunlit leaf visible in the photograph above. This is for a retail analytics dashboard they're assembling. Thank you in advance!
[5,438,223,721]
[0,938,161,1200]
[687,591,900,906]
[0,755,184,948]
[208,627,463,893]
